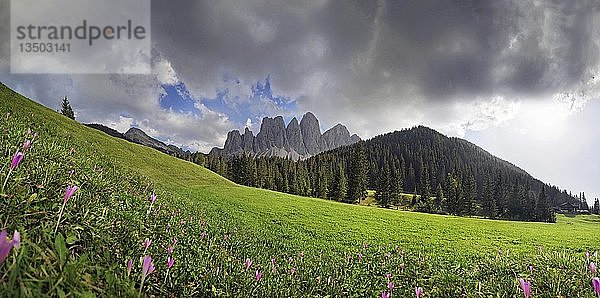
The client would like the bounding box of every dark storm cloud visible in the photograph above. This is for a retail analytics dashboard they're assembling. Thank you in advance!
[1,0,599,144]
[147,0,599,107]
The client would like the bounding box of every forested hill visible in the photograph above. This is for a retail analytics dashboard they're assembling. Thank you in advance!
[202,125,584,222]
[311,126,580,219]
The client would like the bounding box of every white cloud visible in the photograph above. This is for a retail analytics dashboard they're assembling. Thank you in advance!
[108,115,135,133]
[154,59,180,85]
[244,118,255,131]
[460,97,521,132]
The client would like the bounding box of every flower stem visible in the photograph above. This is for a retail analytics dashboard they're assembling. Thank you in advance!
[54,201,66,234]
[2,169,13,193]
[139,276,146,297]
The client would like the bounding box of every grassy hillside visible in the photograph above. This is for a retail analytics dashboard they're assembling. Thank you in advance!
[1,83,599,297]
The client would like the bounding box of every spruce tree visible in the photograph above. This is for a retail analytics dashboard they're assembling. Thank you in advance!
[334,163,347,201]
[434,183,444,213]
[329,162,347,201]
[420,166,431,200]
[60,96,75,120]
[445,173,463,215]
[507,183,522,220]
[481,175,497,218]
[580,192,589,210]
[535,186,555,222]
[316,166,329,199]
[522,186,536,221]
[347,142,367,203]
[462,173,476,215]
[375,162,391,207]
[406,163,416,194]
[389,169,402,207]
[493,173,506,216]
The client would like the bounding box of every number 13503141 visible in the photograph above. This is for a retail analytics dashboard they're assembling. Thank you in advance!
[18,43,71,53]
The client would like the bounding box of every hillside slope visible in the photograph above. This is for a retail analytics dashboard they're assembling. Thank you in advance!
[0,83,598,297]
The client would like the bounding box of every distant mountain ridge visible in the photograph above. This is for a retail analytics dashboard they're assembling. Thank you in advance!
[85,124,189,158]
[209,112,360,160]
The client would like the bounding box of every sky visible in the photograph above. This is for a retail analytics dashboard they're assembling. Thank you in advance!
[0,1,599,203]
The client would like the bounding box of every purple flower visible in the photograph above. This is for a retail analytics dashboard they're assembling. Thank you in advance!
[386,273,391,280]
[167,256,174,269]
[271,258,276,265]
[10,152,24,171]
[173,238,177,245]
[167,246,174,254]
[291,267,296,275]
[142,255,154,278]
[587,252,591,260]
[23,140,31,151]
[289,256,293,263]
[591,262,597,274]
[255,270,262,282]
[519,278,531,298]
[381,291,390,298]
[592,277,600,297]
[144,238,152,250]
[245,258,252,270]
[54,186,78,233]
[415,287,423,298]
[63,185,79,203]
[529,265,534,274]
[388,282,394,290]
[201,231,206,239]
[127,259,133,275]
[358,253,363,261]
[386,252,392,258]
[0,230,19,265]
[150,193,157,204]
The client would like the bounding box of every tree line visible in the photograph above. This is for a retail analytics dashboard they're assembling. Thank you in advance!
[193,126,587,223]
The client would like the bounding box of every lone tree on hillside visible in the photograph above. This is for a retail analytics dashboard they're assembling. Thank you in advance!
[60,96,75,120]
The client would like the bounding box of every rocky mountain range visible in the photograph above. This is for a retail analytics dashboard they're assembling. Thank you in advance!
[210,112,360,160]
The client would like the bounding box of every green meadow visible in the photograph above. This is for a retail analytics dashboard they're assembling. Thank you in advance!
[1,83,599,297]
